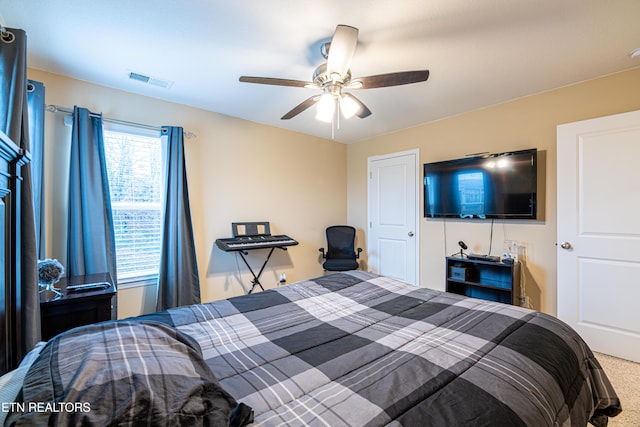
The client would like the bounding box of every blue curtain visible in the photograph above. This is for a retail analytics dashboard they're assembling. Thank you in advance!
[156,126,200,311]
[67,106,118,317]
[27,80,46,259]
[0,27,41,361]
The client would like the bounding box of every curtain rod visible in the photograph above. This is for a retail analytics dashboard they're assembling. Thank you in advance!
[45,104,197,139]
[0,16,16,43]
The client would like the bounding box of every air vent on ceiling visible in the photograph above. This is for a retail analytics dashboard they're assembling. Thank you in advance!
[128,71,174,89]
[129,72,150,83]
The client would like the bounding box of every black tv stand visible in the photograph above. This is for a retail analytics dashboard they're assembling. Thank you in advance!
[446,255,521,305]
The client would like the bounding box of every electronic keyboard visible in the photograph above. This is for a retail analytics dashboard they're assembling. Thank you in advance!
[215,234,298,252]
[216,222,298,294]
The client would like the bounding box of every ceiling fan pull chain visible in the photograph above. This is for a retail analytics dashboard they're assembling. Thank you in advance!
[332,116,335,140]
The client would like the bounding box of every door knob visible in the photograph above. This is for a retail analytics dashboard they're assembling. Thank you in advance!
[408,232,414,237]
[559,241,572,250]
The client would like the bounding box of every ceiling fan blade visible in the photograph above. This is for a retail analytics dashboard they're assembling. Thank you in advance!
[239,76,312,88]
[342,93,372,118]
[281,95,321,120]
[326,25,359,78]
[355,70,429,89]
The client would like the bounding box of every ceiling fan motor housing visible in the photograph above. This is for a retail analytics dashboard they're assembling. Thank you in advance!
[313,63,352,87]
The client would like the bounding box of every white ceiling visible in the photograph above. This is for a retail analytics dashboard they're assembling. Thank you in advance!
[2,0,640,143]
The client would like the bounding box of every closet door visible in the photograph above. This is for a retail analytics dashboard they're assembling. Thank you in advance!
[557,110,640,363]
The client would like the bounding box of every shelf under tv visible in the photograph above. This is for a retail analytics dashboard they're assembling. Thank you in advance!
[446,255,521,305]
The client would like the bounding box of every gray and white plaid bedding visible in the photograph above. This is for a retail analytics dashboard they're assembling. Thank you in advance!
[5,320,243,426]
[146,271,622,426]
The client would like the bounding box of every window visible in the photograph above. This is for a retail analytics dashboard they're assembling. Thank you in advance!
[103,125,164,283]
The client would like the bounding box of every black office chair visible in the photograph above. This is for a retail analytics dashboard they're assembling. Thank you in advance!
[319,225,363,271]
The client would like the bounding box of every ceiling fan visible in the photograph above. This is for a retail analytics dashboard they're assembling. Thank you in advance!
[239,25,429,123]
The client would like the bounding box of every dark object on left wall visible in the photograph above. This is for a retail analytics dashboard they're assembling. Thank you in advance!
[0,131,31,376]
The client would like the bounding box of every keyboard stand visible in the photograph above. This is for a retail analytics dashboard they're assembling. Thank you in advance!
[238,246,288,294]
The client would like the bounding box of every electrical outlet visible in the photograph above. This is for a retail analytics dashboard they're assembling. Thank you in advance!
[516,242,528,262]
[503,240,516,254]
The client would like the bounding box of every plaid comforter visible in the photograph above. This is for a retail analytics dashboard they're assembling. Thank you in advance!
[146,271,621,426]
[5,321,244,426]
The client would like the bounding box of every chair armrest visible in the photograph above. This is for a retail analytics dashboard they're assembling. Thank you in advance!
[319,248,326,258]
[356,248,363,259]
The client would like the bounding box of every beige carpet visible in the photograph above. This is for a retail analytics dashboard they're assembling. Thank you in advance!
[594,352,640,426]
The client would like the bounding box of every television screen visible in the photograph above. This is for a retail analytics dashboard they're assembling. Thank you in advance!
[423,148,537,219]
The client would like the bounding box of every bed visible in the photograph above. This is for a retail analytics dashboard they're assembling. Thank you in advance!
[3,271,622,426]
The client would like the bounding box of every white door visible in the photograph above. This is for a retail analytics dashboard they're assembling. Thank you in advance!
[557,110,640,363]
[368,149,419,285]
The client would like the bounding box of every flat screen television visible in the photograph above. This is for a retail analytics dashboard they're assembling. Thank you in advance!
[423,148,537,219]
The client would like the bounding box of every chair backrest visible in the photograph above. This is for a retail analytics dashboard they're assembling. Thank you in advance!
[325,226,356,260]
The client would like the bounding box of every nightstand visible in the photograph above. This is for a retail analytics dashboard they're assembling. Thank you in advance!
[39,272,116,340]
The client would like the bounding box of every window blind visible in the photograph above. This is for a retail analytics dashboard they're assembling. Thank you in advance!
[103,129,163,281]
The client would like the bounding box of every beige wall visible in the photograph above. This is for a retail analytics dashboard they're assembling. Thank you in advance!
[29,69,347,319]
[347,67,640,315]
[32,66,640,319]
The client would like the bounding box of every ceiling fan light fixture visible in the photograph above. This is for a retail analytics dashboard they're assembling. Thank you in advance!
[239,24,429,126]
[316,93,335,123]
[340,94,360,118]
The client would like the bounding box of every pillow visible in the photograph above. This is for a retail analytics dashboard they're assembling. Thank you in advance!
[5,321,251,426]
[0,342,46,425]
